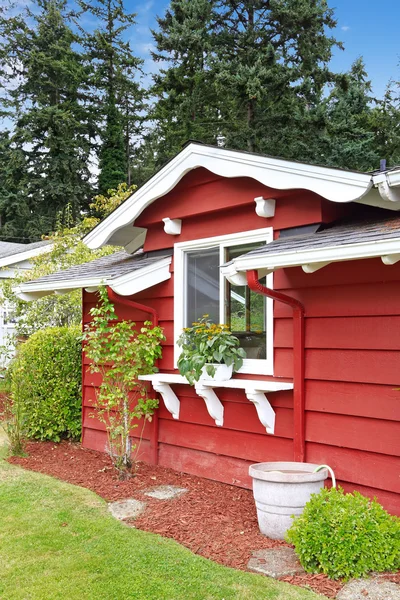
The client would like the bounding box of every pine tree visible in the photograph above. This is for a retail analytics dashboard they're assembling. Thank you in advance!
[149,0,219,168]
[77,0,144,194]
[370,78,400,169]
[322,59,379,171]
[148,0,342,165]
[0,133,33,241]
[0,0,93,238]
[211,0,342,158]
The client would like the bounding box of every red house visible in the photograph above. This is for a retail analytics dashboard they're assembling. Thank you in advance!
[19,143,400,515]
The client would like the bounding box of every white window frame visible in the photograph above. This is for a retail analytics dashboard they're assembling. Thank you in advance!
[174,227,274,376]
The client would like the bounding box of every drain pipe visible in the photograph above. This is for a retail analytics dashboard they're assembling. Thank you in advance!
[246,270,306,462]
[107,287,160,466]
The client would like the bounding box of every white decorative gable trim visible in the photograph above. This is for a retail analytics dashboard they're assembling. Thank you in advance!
[83,143,387,252]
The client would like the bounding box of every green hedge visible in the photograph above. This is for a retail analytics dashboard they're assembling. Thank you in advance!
[11,326,82,442]
[286,487,400,580]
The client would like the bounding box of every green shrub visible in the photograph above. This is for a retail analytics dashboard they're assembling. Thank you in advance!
[286,487,400,580]
[10,326,82,442]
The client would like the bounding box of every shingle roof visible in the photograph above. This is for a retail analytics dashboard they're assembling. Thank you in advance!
[24,249,173,287]
[0,240,50,261]
[237,210,400,262]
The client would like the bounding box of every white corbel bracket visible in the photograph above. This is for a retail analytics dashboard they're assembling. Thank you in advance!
[245,389,276,434]
[382,254,400,265]
[302,261,331,274]
[162,217,182,235]
[152,382,180,420]
[194,383,224,427]
[254,197,276,218]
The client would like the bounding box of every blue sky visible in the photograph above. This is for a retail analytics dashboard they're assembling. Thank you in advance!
[133,0,399,98]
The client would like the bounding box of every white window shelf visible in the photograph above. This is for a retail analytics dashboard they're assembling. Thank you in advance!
[139,373,293,434]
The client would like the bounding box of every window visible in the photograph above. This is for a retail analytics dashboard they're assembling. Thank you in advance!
[174,228,274,375]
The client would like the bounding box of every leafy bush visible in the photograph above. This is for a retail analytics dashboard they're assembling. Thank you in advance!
[286,487,400,580]
[0,366,27,456]
[83,287,164,478]
[10,326,82,442]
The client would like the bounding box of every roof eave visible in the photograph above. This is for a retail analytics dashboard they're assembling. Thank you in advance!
[223,237,400,283]
[0,243,52,269]
[15,256,172,301]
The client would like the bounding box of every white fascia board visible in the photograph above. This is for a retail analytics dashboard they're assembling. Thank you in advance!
[109,256,172,296]
[15,257,172,301]
[0,244,52,269]
[83,143,373,251]
[387,170,400,187]
[15,275,104,300]
[374,169,400,188]
[232,236,400,273]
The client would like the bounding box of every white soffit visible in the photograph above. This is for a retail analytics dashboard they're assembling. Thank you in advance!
[84,144,380,251]
[15,256,172,301]
[223,237,400,280]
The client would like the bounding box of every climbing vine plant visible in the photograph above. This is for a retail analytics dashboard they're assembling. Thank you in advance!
[83,286,165,478]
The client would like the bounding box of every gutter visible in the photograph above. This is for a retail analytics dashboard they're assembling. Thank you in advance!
[246,271,306,462]
[373,171,400,203]
[106,287,160,466]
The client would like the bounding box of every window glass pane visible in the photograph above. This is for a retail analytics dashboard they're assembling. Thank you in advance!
[186,247,220,326]
[226,243,267,360]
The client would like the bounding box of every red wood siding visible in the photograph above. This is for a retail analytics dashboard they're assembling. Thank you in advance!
[82,169,400,516]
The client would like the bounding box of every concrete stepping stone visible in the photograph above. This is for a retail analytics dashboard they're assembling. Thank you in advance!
[143,485,188,500]
[337,578,400,600]
[108,498,146,520]
[247,547,305,578]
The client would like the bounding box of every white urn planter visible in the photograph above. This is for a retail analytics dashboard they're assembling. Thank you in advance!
[200,363,233,382]
[249,461,329,540]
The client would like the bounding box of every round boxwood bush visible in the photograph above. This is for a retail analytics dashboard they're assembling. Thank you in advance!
[286,487,400,580]
[11,326,82,442]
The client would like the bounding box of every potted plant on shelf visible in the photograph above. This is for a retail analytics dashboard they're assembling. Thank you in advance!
[177,315,246,385]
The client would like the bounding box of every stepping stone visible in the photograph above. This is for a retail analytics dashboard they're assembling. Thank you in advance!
[143,485,188,500]
[108,498,146,520]
[337,579,400,600]
[247,547,305,578]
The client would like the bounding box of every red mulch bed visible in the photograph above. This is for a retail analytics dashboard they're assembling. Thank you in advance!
[0,393,7,415]
[7,440,400,598]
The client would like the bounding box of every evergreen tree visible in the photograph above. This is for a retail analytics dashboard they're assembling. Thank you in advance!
[0,133,34,241]
[370,78,400,169]
[322,58,379,171]
[77,0,144,193]
[211,0,341,157]
[149,0,219,167]
[147,0,342,165]
[0,0,93,238]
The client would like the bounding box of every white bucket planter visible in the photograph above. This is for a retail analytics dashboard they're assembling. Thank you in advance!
[249,461,329,540]
[200,363,233,382]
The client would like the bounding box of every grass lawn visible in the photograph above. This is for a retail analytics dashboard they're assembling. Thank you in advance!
[0,443,323,600]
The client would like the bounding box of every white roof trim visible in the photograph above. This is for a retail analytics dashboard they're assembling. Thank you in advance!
[84,143,378,251]
[0,243,52,268]
[222,236,400,281]
[15,256,172,301]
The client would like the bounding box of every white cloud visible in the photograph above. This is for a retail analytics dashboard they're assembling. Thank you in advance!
[341,26,351,32]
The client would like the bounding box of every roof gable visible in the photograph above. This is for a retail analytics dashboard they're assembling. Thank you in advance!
[83,143,393,253]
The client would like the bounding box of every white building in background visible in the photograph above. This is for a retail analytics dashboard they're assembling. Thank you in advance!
[0,240,51,356]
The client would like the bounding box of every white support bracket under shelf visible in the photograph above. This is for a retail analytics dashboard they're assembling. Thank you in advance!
[139,373,293,434]
[194,382,224,426]
[245,389,275,433]
[151,381,180,420]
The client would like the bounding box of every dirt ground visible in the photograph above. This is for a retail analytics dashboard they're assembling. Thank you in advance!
[8,440,400,599]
